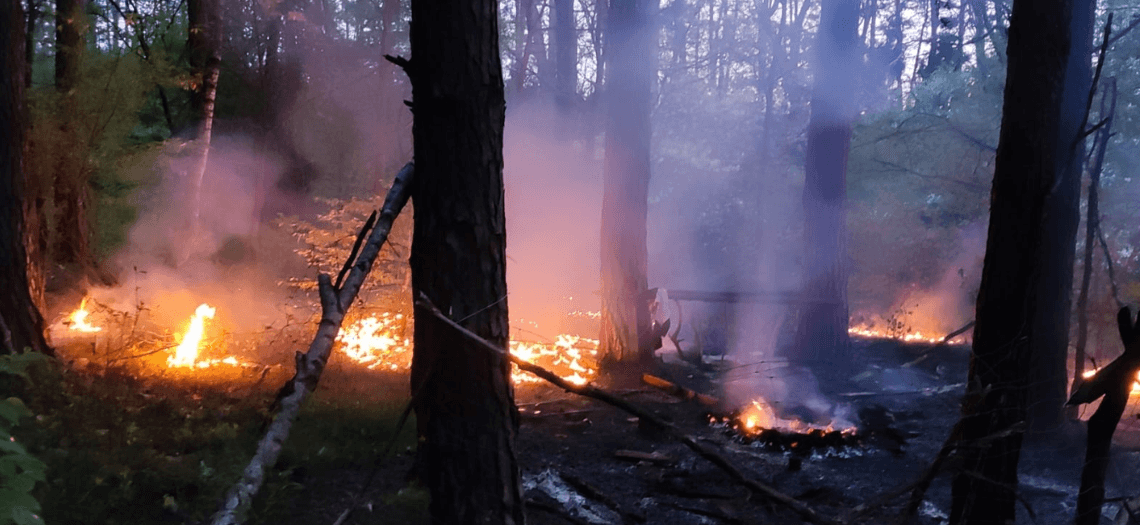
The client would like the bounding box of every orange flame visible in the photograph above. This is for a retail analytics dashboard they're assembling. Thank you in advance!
[68,297,102,333]
[727,398,857,436]
[168,303,216,368]
[335,313,598,384]
[1081,367,1140,395]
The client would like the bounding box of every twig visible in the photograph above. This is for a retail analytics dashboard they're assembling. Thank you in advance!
[335,210,377,290]
[415,293,842,525]
[209,163,414,525]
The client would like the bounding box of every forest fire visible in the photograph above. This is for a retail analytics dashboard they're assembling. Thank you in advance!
[724,399,857,437]
[1081,368,1140,395]
[334,312,600,385]
[167,303,217,368]
[710,399,860,453]
[847,323,945,344]
[66,297,102,333]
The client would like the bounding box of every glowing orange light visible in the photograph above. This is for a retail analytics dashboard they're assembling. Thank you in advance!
[1081,367,1140,394]
[68,297,102,333]
[168,303,216,368]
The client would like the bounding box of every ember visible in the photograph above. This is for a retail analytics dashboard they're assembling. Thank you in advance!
[711,401,860,453]
[848,324,944,344]
[1081,368,1140,395]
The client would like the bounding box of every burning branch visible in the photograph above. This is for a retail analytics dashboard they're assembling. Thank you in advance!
[415,293,842,525]
[209,162,414,525]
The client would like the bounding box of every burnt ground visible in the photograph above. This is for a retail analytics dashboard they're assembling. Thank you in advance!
[281,337,1140,525]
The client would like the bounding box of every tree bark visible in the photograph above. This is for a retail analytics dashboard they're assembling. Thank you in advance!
[553,0,576,111]
[599,0,653,369]
[187,0,222,237]
[786,0,857,369]
[1072,78,1116,410]
[949,0,1072,522]
[1,0,50,356]
[404,0,524,521]
[24,0,38,89]
[52,0,94,271]
[1024,0,1094,437]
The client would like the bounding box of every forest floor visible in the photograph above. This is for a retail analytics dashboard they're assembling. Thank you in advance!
[275,337,1140,525]
[27,330,1140,525]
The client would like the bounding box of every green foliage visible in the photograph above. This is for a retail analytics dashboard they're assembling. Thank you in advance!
[17,359,416,525]
[0,354,51,525]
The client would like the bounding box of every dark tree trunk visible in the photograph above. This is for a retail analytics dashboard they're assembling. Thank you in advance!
[553,0,576,110]
[1,0,50,356]
[599,0,653,370]
[406,0,524,521]
[786,0,857,369]
[1025,0,1093,437]
[52,0,94,270]
[1073,78,1115,410]
[24,0,38,88]
[949,0,1072,522]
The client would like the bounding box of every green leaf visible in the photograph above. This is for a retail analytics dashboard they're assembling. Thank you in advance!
[0,440,26,455]
[0,489,41,515]
[0,400,29,426]
[2,475,35,494]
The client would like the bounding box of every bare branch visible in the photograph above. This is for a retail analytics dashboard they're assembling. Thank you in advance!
[209,163,414,525]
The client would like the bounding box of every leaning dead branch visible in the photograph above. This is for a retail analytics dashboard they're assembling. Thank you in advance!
[209,163,414,525]
[415,293,842,525]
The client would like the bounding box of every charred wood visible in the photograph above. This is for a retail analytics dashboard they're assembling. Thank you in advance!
[641,374,719,406]
[417,293,843,525]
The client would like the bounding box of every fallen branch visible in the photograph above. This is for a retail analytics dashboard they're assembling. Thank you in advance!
[940,320,975,344]
[209,162,414,525]
[641,374,719,406]
[560,470,647,523]
[415,293,842,525]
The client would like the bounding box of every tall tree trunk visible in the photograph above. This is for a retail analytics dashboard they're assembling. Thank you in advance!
[187,0,222,238]
[553,0,576,110]
[24,0,38,88]
[949,0,1072,522]
[1025,0,1093,437]
[1072,78,1116,413]
[599,0,653,370]
[1,0,50,356]
[53,0,94,271]
[406,0,524,521]
[786,0,857,369]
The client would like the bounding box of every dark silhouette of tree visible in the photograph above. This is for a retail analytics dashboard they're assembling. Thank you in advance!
[950,0,1072,521]
[599,0,654,371]
[404,0,524,521]
[52,0,95,272]
[787,0,857,369]
[1025,0,1093,437]
[553,0,576,112]
[1,0,50,356]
